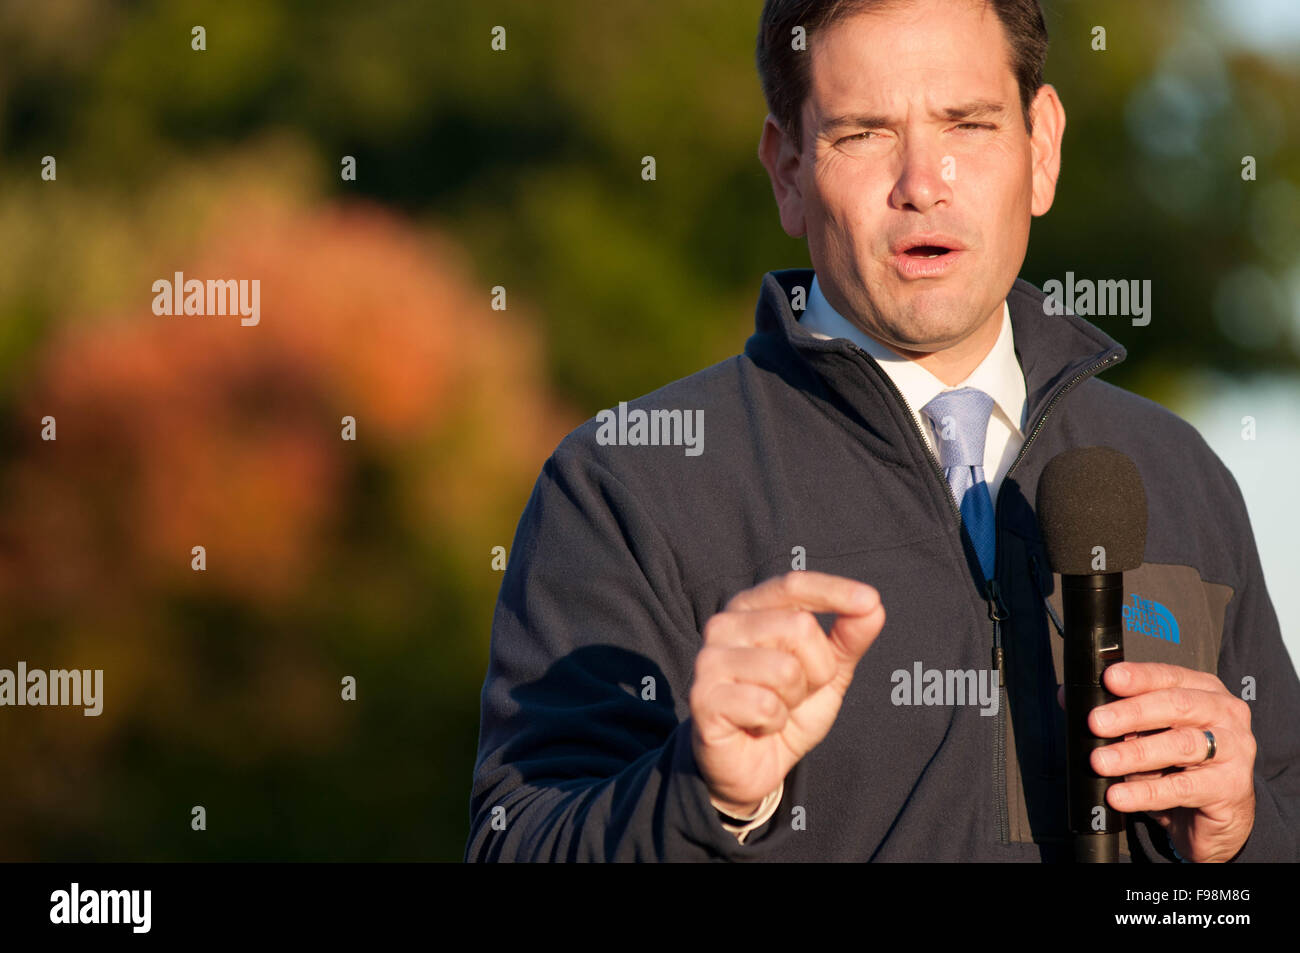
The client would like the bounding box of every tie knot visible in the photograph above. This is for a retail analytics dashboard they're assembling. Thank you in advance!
[921,387,994,468]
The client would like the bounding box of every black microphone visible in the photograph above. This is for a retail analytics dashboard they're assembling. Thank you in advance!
[1036,446,1148,863]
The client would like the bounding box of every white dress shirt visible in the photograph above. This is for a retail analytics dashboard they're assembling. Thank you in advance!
[714,274,1029,844]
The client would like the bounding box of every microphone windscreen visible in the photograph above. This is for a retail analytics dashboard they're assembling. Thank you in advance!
[1036,446,1147,574]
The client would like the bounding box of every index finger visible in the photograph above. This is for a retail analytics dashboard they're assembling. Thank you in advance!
[1103,662,1227,699]
[727,571,880,616]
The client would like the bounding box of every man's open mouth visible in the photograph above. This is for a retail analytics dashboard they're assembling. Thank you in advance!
[904,245,953,259]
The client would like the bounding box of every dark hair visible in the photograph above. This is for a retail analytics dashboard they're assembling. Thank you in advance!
[756,0,1048,150]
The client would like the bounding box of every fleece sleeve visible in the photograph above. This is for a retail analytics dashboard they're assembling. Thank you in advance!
[1127,460,1300,863]
[463,442,784,861]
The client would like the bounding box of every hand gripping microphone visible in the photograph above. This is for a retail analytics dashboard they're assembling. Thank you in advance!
[1036,446,1148,863]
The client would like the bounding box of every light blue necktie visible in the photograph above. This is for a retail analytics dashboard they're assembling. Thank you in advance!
[921,387,997,580]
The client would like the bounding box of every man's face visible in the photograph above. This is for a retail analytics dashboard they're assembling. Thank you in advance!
[761,0,1063,357]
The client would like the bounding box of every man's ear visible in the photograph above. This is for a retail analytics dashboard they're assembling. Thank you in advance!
[758,114,808,238]
[1028,84,1066,217]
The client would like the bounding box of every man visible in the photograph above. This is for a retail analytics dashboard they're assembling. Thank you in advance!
[465,0,1300,861]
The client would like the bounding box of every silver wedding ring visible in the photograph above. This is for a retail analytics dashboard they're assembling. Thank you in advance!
[1202,729,1217,763]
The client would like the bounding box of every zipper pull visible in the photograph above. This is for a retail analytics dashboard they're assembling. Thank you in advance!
[986,578,1008,676]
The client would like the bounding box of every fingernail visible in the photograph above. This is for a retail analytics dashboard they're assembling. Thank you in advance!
[1110,665,1129,684]
[1094,708,1114,730]
[1095,749,1113,771]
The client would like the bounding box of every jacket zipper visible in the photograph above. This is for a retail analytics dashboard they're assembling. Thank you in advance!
[986,577,1010,844]
[997,353,1122,492]
[846,341,1121,848]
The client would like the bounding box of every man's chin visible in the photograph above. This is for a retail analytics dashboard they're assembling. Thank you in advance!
[875,298,979,350]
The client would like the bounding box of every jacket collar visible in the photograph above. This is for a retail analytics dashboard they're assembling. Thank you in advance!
[744,267,1126,461]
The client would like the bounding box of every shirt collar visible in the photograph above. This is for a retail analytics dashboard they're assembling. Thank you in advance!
[800,274,1026,433]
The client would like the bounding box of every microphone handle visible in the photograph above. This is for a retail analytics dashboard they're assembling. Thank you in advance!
[1062,571,1125,863]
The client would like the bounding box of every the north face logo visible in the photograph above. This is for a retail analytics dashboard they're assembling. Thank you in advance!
[1122,593,1180,644]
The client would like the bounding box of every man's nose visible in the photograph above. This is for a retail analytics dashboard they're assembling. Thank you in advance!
[888,137,953,214]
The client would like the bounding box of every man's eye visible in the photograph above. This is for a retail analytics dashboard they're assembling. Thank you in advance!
[842,131,878,142]
[956,123,993,131]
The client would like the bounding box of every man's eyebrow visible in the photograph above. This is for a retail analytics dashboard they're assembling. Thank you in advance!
[820,100,1008,132]
[940,100,1008,120]
[821,113,893,132]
